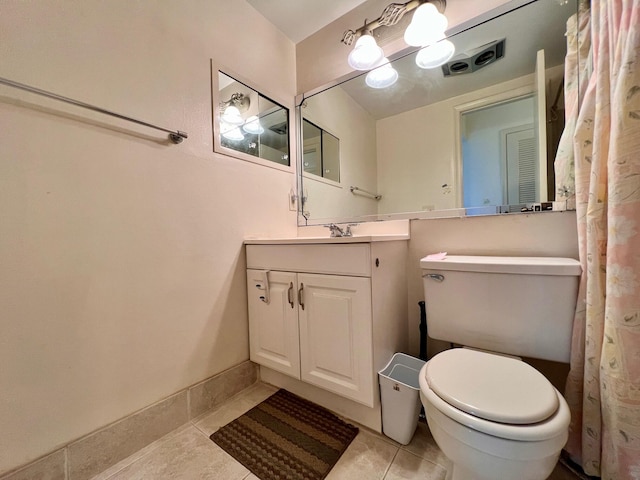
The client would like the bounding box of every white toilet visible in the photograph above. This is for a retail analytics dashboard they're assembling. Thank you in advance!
[418,255,581,480]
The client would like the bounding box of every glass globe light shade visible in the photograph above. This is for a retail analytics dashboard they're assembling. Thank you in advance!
[347,34,384,70]
[220,120,245,141]
[242,115,264,134]
[412,3,448,32]
[404,3,448,47]
[415,39,455,69]
[365,58,398,89]
[404,23,446,47]
[221,105,244,126]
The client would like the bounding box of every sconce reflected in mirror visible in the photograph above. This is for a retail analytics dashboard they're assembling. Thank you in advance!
[213,68,290,169]
[219,93,265,141]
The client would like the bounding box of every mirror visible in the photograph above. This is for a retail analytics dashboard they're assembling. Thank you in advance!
[302,119,341,182]
[213,69,290,169]
[298,0,577,224]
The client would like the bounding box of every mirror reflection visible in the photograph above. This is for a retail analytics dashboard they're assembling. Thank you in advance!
[299,0,577,224]
[302,119,341,182]
[215,71,290,167]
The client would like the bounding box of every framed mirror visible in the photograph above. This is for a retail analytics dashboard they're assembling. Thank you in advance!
[212,66,291,171]
[297,0,578,224]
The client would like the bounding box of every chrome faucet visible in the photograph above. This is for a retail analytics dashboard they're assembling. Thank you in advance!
[326,224,346,237]
[325,223,358,237]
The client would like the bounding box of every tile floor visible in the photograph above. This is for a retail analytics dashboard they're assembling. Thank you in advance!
[92,382,583,480]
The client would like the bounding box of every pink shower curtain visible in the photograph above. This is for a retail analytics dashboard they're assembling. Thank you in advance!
[561,0,640,478]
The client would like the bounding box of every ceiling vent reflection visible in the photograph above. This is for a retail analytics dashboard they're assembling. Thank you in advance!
[442,38,505,77]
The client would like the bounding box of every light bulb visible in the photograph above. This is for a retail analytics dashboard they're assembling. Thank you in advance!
[347,34,384,70]
[220,120,245,141]
[413,3,448,31]
[365,57,398,89]
[415,39,455,69]
[404,3,448,47]
[242,115,264,134]
[221,105,244,126]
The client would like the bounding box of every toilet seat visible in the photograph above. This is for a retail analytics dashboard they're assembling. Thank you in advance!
[425,348,559,424]
[419,352,571,442]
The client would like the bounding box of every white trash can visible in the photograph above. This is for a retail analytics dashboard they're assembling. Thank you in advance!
[378,353,426,445]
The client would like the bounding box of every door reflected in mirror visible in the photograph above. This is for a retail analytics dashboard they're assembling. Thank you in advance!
[461,95,537,211]
[298,0,578,225]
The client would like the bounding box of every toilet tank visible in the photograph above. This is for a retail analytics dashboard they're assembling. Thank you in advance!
[420,255,581,363]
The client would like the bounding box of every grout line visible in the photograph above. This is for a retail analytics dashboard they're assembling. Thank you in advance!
[187,386,192,421]
[381,448,401,480]
[64,447,69,480]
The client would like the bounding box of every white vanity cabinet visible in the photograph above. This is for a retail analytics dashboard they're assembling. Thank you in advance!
[245,238,408,425]
[247,269,372,405]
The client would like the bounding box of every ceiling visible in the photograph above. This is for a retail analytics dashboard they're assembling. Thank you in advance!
[246,0,369,43]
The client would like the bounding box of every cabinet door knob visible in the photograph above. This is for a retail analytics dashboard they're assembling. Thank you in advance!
[287,282,294,308]
[298,283,305,310]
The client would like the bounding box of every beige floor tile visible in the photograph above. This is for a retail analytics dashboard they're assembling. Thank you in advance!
[102,427,248,480]
[236,382,278,405]
[384,450,447,480]
[0,450,66,480]
[194,383,277,436]
[547,461,584,480]
[401,422,448,468]
[242,475,260,480]
[325,430,399,480]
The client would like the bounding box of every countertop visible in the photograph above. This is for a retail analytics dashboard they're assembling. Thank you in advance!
[244,234,410,244]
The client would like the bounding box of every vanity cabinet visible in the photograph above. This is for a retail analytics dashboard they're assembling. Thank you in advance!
[246,240,408,416]
[247,269,372,405]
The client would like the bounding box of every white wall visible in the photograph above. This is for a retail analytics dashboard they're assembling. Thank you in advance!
[0,0,296,473]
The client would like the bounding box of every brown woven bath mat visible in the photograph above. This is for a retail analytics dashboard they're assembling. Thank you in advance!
[210,389,359,480]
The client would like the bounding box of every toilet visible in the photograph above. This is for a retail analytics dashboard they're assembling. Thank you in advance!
[418,255,581,480]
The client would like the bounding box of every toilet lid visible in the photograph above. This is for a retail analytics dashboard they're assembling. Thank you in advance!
[425,349,559,424]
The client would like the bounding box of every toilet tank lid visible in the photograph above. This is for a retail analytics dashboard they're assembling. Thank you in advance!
[420,255,581,276]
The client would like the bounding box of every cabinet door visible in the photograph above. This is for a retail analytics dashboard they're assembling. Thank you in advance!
[298,273,374,407]
[247,270,300,379]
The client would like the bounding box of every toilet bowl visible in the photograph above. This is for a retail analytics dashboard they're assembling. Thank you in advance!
[419,348,570,480]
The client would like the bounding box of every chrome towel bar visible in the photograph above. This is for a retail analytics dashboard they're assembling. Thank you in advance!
[0,76,188,144]
[350,185,382,200]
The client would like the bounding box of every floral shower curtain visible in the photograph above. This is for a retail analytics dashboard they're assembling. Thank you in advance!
[557,0,640,478]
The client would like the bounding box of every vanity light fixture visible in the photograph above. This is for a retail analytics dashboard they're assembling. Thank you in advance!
[342,0,448,70]
[219,93,264,140]
[415,38,455,69]
[220,120,245,141]
[220,92,249,125]
[404,2,448,47]
[347,30,385,70]
[221,126,245,141]
[365,57,399,89]
[242,115,265,135]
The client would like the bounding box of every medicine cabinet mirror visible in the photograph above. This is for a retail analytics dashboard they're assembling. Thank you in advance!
[302,119,340,183]
[212,67,291,170]
[297,0,578,225]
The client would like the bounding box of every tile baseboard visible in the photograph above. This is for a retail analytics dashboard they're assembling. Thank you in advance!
[0,361,258,480]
